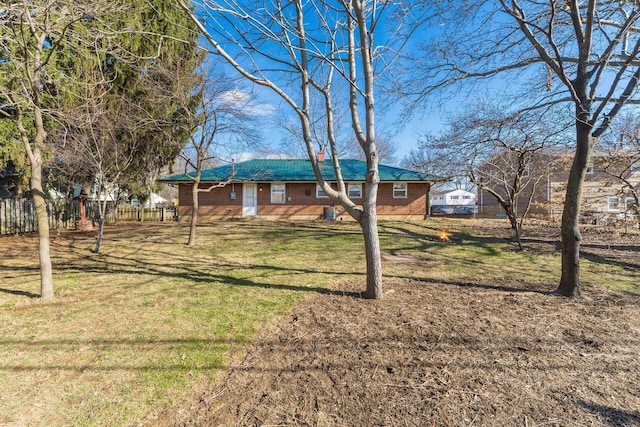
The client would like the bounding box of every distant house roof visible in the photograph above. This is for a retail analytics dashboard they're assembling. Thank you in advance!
[160,159,443,183]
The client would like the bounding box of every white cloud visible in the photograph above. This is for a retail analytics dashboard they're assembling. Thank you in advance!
[218,88,276,116]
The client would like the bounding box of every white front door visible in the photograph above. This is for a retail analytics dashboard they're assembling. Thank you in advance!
[242,183,257,216]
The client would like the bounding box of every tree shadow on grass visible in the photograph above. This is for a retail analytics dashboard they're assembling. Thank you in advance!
[0,287,39,298]
[1,245,367,299]
[381,222,640,278]
[577,401,640,426]
[97,243,366,297]
[380,222,511,257]
[402,276,552,295]
[580,249,640,271]
[158,268,365,298]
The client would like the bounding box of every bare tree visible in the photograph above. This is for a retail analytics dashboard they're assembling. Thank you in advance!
[177,0,418,298]
[180,75,258,247]
[64,88,146,253]
[472,151,548,250]
[421,104,569,249]
[0,1,128,299]
[403,134,476,192]
[347,136,398,165]
[409,1,640,296]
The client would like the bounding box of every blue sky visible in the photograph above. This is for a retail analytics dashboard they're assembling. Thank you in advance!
[193,0,455,166]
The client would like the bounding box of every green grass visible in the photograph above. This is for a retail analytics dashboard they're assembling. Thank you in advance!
[378,219,639,293]
[0,219,637,426]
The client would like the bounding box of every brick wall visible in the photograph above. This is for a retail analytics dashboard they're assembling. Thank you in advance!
[178,181,430,221]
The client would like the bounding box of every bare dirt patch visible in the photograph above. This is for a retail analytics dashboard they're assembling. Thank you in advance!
[172,281,640,427]
[169,222,640,427]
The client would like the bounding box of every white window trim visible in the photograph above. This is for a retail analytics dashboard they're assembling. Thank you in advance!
[348,183,362,199]
[625,197,637,211]
[607,196,620,212]
[316,184,328,198]
[271,183,286,204]
[393,182,408,199]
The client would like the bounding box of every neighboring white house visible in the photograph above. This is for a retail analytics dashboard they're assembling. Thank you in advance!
[430,189,477,214]
[130,193,168,208]
[431,189,476,206]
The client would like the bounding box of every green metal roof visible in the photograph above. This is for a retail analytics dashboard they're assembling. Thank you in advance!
[159,159,443,183]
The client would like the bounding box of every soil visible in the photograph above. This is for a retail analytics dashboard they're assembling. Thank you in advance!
[166,222,640,427]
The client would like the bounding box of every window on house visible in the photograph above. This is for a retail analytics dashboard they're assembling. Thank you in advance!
[348,183,362,199]
[439,195,444,200]
[607,196,620,212]
[271,183,286,204]
[463,195,471,199]
[625,197,638,212]
[450,195,460,200]
[316,184,328,198]
[393,183,407,198]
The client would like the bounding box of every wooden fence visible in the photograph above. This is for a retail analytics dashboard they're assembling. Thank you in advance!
[116,206,178,223]
[0,198,177,236]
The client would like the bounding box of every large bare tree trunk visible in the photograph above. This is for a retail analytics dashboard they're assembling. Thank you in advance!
[30,152,54,300]
[360,200,382,299]
[557,116,593,297]
[18,89,54,299]
[507,212,524,251]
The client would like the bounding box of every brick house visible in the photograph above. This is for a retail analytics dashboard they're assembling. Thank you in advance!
[159,158,442,221]
[478,151,640,224]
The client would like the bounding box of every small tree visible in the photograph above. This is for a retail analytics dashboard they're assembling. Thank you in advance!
[180,75,258,247]
[49,0,204,253]
[64,90,144,253]
[472,151,546,250]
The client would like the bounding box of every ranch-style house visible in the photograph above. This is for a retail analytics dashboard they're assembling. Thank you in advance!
[159,158,442,221]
